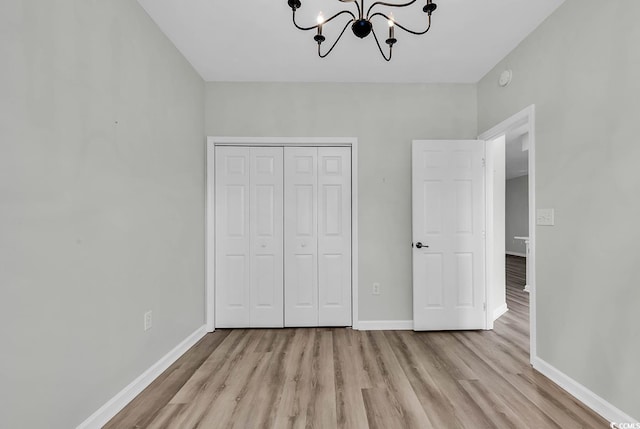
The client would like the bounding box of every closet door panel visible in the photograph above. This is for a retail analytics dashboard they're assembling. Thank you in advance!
[215,147,251,327]
[250,147,284,327]
[284,147,319,327]
[318,147,352,326]
[216,145,351,329]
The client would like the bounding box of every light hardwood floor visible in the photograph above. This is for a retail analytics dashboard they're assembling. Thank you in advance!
[106,256,607,428]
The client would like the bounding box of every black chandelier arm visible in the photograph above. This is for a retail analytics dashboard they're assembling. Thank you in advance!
[292,9,357,31]
[318,18,354,58]
[371,27,393,62]
[366,0,418,19]
[368,11,432,35]
[355,1,362,19]
[341,0,362,19]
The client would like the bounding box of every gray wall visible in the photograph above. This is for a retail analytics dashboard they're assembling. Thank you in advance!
[206,82,477,321]
[478,0,640,419]
[4,0,636,424]
[0,1,205,428]
[505,175,529,255]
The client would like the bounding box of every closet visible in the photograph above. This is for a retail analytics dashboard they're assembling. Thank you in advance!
[215,145,352,328]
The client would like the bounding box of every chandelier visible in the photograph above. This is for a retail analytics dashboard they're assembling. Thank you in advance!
[286,0,437,61]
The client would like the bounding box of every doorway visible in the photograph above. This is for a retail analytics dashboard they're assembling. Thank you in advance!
[480,105,536,362]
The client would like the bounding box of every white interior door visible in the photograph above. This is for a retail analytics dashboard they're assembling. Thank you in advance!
[284,147,352,327]
[216,146,284,328]
[250,147,284,327]
[412,140,486,331]
[284,147,319,327]
[317,147,352,326]
[215,146,251,327]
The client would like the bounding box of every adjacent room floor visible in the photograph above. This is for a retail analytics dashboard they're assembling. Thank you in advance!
[106,256,606,428]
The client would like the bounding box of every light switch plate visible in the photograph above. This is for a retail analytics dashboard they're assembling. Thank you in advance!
[144,311,153,331]
[536,209,555,226]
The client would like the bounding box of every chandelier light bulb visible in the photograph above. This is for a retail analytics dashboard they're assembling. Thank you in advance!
[315,11,325,40]
[387,12,395,41]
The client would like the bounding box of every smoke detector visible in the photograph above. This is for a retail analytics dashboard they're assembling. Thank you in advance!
[499,69,513,87]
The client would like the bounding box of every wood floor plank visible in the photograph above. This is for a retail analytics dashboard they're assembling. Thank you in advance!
[361,388,406,429]
[227,330,293,429]
[366,331,434,429]
[164,330,263,428]
[517,370,608,427]
[168,329,252,405]
[332,329,369,429]
[412,333,498,429]
[103,330,231,429]
[271,328,317,429]
[503,371,606,429]
[386,330,466,428]
[307,330,338,428]
[457,379,522,429]
[353,329,386,389]
[485,374,563,429]
[106,255,608,429]
[194,331,271,428]
[452,330,525,375]
[238,329,293,428]
[146,404,185,429]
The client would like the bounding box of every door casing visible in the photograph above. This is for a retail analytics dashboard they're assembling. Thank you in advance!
[206,136,359,331]
[479,105,536,363]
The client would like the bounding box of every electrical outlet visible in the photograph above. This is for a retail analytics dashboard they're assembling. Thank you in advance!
[144,311,153,331]
[372,282,381,295]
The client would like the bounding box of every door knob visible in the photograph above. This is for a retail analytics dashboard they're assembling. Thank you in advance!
[415,242,429,249]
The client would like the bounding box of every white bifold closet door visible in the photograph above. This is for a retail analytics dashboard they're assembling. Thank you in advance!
[215,146,284,328]
[284,147,352,327]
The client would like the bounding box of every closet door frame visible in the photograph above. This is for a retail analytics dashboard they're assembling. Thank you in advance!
[206,136,359,332]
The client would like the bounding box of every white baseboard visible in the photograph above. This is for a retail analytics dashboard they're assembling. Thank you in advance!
[506,251,526,258]
[357,320,413,331]
[76,325,209,429]
[493,303,509,321]
[532,357,638,425]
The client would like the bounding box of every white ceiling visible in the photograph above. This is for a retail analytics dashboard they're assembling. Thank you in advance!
[136,0,564,83]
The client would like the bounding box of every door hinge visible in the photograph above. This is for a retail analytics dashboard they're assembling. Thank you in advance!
[483,302,487,311]
[482,158,486,167]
